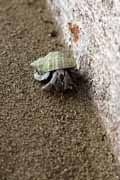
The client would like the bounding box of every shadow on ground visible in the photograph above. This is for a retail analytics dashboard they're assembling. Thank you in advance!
[0,0,119,179]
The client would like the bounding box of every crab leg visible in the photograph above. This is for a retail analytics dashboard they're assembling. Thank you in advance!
[68,69,81,81]
[63,70,75,90]
[53,70,65,91]
[67,69,82,90]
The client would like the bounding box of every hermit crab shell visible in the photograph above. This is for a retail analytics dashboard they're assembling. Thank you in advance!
[30,51,76,73]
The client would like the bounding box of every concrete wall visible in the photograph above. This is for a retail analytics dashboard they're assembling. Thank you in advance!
[47,0,120,163]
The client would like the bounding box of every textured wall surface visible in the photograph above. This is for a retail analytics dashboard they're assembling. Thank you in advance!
[47,0,120,163]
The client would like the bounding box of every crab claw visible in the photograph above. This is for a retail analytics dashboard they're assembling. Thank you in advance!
[41,71,58,91]
[41,70,64,92]
[33,70,51,82]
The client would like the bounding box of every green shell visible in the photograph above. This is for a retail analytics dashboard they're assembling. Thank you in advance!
[30,51,76,73]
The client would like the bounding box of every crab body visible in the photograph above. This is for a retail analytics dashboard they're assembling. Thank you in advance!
[31,51,80,91]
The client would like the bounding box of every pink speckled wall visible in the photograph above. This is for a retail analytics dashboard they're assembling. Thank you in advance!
[47,0,120,163]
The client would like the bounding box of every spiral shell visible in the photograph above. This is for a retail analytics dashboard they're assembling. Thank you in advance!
[30,51,76,73]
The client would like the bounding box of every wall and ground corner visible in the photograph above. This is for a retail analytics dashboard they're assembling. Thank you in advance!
[47,0,120,163]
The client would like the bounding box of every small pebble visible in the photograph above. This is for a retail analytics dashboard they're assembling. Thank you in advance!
[27,0,34,5]
[48,30,58,38]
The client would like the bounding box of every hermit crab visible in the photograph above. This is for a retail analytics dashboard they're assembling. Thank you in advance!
[30,51,80,91]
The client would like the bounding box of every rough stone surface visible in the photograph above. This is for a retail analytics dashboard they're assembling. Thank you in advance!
[47,0,120,162]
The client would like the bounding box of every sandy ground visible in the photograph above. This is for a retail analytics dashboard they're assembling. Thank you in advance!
[0,0,120,179]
